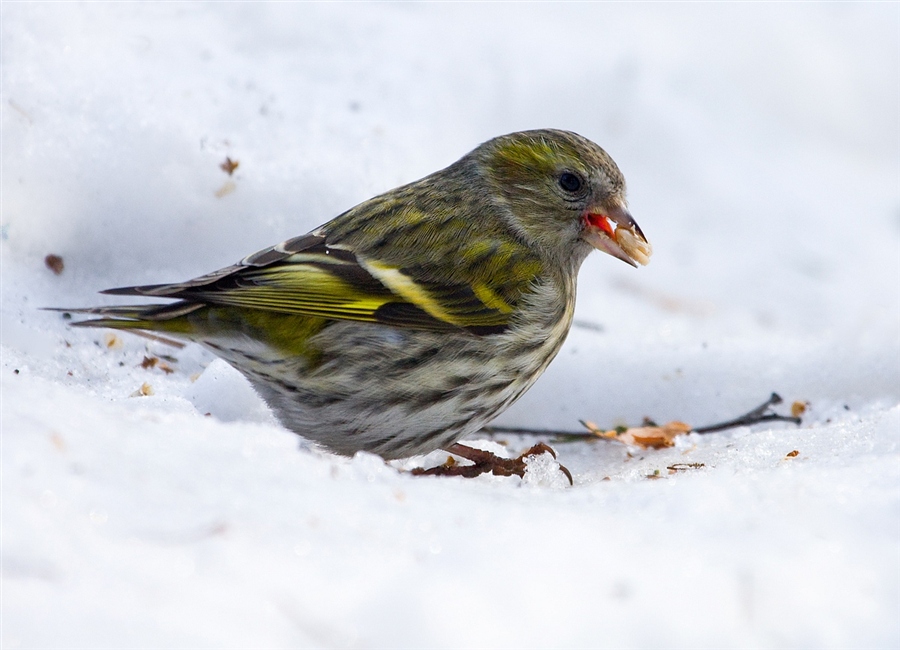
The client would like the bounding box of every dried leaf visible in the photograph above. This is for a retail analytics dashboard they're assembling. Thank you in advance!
[44,254,64,275]
[791,401,808,418]
[103,333,123,349]
[584,420,692,449]
[785,450,799,458]
[220,157,239,175]
[130,382,154,397]
[140,356,175,374]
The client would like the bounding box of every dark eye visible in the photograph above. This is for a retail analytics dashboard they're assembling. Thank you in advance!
[558,172,583,193]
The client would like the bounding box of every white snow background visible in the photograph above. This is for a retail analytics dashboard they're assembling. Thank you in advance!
[2,3,899,648]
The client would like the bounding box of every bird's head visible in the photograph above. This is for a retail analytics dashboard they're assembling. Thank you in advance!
[478,129,651,271]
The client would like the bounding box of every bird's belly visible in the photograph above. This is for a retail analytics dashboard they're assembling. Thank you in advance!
[204,315,570,459]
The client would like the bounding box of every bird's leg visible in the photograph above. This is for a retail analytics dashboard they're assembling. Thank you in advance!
[410,442,573,485]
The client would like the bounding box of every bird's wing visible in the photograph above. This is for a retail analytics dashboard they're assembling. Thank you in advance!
[102,229,542,336]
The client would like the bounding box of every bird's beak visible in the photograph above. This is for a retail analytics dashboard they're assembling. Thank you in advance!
[582,204,652,267]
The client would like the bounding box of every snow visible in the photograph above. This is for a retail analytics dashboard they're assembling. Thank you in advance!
[2,3,899,648]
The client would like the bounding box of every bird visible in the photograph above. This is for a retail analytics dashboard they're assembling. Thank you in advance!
[63,129,651,462]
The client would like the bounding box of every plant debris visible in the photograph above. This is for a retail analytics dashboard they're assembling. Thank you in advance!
[130,382,154,397]
[44,254,64,275]
[581,419,692,449]
[140,356,175,374]
[785,450,800,458]
[692,393,801,433]
[102,333,123,349]
[667,462,705,473]
[411,394,802,482]
[220,157,239,175]
[483,393,802,448]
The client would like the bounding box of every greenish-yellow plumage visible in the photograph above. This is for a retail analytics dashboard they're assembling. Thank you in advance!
[66,129,651,459]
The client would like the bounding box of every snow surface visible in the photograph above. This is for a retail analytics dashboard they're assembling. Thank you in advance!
[2,3,899,648]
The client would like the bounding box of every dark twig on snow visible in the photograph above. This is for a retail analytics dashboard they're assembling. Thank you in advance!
[481,425,581,437]
[691,393,801,433]
[479,392,801,439]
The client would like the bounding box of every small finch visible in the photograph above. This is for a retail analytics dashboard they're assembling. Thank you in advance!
[65,130,651,460]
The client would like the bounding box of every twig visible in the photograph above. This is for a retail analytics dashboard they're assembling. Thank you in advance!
[692,393,800,433]
[481,425,580,437]
[478,393,801,439]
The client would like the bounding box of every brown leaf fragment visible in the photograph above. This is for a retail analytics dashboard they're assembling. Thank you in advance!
[630,422,692,449]
[129,382,154,397]
[790,401,808,418]
[140,356,175,374]
[44,254,64,275]
[220,157,239,175]
[785,450,799,458]
[103,333,123,349]
[585,420,692,449]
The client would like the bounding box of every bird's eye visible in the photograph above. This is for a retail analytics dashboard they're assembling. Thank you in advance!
[558,172,583,193]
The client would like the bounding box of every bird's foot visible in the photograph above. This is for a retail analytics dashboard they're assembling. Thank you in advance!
[411,442,573,485]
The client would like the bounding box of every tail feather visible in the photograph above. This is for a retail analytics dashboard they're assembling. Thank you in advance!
[100,264,245,298]
[46,302,204,347]
[44,302,196,348]
[99,284,173,297]
[70,316,188,348]
[69,317,162,330]
[50,301,204,322]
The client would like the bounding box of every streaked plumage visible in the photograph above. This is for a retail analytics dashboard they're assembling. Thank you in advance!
[65,129,651,459]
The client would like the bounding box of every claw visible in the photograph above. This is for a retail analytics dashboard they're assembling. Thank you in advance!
[410,442,573,485]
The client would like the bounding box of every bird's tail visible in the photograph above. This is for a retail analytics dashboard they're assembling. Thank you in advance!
[47,301,204,334]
